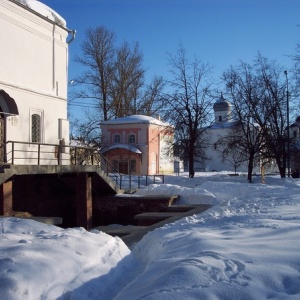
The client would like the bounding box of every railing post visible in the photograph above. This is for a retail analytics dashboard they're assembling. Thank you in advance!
[37,144,40,165]
[11,142,14,165]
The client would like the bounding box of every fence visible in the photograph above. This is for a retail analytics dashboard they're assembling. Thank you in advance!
[1,141,164,190]
[1,141,121,188]
[118,174,165,190]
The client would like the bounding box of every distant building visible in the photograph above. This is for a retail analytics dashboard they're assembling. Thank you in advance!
[288,116,300,173]
[199,94,264,173]
[0,0,73,164]
[100,115,174,175]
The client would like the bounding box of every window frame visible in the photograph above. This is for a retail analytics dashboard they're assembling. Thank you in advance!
[128,134,135,144]
[114,134,121,143]
[130,159,136,172]
[30,109,44,144]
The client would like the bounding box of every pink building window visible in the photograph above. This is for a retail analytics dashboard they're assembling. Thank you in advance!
[128,134,135,143]
[114,134,121,143]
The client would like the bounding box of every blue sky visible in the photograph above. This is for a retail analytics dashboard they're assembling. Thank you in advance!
[42,0,300,115]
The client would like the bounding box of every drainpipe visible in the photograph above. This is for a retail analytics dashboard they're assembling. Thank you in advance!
[67,29,76,44]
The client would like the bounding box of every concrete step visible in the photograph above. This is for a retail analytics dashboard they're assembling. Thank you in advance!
[134,212,183,226]
[122,204,212,248]
[166,205,198,212]
[94,225,149,237]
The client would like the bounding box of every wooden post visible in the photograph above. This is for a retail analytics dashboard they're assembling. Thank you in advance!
[76,173,93,229]
[0,181,13,216]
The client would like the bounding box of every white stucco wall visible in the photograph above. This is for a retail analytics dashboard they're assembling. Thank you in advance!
[202,126,249,172]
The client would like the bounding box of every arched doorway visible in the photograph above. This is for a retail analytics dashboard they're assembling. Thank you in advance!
[0,90,19,163]
[0,107,5,162]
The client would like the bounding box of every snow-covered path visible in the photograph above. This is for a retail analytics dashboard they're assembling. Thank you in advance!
[1,173,300,299]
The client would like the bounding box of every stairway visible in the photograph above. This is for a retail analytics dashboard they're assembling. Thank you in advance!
[93,204,212,249]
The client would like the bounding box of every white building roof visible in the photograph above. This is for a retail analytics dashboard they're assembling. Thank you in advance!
[16,0,66,27]
[101,115,167,126]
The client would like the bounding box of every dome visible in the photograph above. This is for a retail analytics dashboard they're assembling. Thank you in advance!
[213,93,231,112]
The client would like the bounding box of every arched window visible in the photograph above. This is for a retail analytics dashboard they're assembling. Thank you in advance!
[128,134,135,143]
[218,116,222,122]
[31,114,41,143]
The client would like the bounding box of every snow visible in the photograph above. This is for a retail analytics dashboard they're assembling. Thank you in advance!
[102,143,142,154]
[16,0,66,27]
[101,114,167,126]
[1,172,300,299]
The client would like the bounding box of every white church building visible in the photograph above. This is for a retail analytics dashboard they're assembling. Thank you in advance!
[201,94,259,173]
[0,0,73,165]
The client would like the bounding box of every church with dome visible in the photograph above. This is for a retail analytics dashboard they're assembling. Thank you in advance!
[199,94,259,173]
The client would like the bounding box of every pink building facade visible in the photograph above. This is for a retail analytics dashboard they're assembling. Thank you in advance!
[100,115,174,175]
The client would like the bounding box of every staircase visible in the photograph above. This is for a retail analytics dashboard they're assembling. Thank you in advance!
[93,201,212,248]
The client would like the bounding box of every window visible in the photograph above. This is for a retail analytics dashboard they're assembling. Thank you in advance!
[130,159,136,172]
[129,134,135,143]
[31,114,41,143]
[218,116,222,122]
[114,134,121,143]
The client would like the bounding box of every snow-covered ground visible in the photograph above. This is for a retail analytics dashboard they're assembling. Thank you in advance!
[1,172,300,299]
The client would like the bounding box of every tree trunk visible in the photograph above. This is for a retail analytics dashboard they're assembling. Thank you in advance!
[277,157,286,178]
[188,144,195,178]
[247,152,254,183]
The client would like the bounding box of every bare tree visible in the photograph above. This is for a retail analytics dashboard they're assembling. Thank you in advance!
[163,45,214,178]
[222,61,266,182]
[70,26,166,143]
[110,42,145,117]
[73,26,115,121]
[136,76,165,116]
[255,55,289,177]
[222,54,293,181]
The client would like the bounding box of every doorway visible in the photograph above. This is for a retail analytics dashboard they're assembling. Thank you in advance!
[119,160,128,174]
[0,108,5,163]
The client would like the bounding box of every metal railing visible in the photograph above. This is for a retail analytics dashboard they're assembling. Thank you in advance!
[1,141,122,188]
[119,174,165,190]
[0,141,165,191]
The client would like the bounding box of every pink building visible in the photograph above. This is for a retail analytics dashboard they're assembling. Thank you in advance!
[101,115,174,175]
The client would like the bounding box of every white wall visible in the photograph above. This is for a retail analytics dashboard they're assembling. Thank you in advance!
[0,0,70,165]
